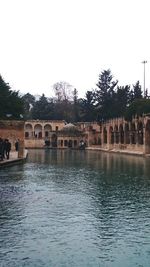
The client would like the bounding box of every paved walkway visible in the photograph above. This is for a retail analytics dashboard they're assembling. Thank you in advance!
[87,146,145,156]
[0,150,28,167]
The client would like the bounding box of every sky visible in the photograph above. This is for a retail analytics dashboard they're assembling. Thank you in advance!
[0,0,150,98]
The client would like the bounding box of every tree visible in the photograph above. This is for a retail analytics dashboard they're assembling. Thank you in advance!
[125,98,150,121]
[80,90,96,121]
[130,81,143,103]
[53,81,74,102]
[114,85,131,117]
[73,88,80,122]
[95,69,118,120]
[0,75,24,119]
[32,94,54,120]
[22,93,35,119]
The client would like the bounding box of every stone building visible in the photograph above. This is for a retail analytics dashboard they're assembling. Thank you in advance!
[25,120,66,148]
[57,123,87,149]
[0,120,25,158]
[24,120,98,149]
[24,115,150,155]
[98,115,149,154]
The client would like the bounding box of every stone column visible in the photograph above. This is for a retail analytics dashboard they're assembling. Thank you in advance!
[42,125,45,139]
[114,131,116,144]
[101,128,104,148]
[18,140,24,158]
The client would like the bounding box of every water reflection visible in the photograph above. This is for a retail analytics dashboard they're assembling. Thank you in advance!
[0,149,150,267]
[28,148,149,177]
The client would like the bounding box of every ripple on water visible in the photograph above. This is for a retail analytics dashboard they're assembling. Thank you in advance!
[0,149,150,267]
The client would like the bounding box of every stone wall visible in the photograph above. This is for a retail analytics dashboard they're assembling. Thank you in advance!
[25,138,45,148]
[0,120,25,157]
[24,116,150,155]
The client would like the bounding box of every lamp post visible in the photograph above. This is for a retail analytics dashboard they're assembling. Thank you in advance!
[142,60,147,97]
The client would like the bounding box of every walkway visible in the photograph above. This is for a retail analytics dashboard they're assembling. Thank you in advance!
[0,150,28,168]
[87,146,145,156]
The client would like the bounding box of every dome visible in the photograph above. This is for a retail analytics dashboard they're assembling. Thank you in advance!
[60,123,81,134]
[61,123,77,131]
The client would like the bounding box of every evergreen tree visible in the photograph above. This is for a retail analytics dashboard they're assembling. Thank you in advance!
[114,85,131,117]
[130,81,143,102]
[95,69,118,120]
[22,93,35,119]
[125,99,150,121]
[80,91,96,121]
[0,75,24,119]
[32,94,54,120]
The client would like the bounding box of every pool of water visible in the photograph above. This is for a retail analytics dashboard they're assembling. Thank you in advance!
[0,149,150,267]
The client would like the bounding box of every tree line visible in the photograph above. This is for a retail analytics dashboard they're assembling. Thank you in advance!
[0,70,150,122]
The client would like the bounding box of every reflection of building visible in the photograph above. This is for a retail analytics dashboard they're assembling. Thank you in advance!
[24,115,150,155]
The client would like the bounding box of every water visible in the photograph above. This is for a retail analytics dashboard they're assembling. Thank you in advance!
[0,149,150,267]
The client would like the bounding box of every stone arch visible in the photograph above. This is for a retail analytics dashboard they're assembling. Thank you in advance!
[44,124,52,138]
[109,126,114,144]
[145,120,150,153]
[25,123,33,138]
[130,122,136,144]
[124,123,130,144]
[68,140,73,147]
[119,124,124,144]
[103,127,107,144]
[137,121,143,145]
[146,120,150,130]
[114,125,119,144]
[34,124,42,139]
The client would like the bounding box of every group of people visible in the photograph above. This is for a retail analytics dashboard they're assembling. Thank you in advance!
[0,138,11,161]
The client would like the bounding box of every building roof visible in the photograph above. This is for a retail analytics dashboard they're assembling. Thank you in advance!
[59,123,83,136]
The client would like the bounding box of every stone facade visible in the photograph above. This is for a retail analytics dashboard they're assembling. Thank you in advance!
[0,120,25,158]
[24,120,66,148]
[24,115,150,155]
[57,123,87,149]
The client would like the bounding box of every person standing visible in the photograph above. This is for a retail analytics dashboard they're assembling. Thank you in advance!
[5,139,11,159]
[15,139,19,151]
[2,139,7,159]
[0,138,3,161]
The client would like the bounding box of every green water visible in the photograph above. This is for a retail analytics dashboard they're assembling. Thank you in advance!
[0,149,150,267]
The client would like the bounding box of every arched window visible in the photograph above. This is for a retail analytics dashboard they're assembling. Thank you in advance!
[34,124,42,139]
[131,123,136,144]
[125,123,130,144]
[74,140,77,147]
[103,127,107,144]
[145,120,150,149]
[114,125,119,144]
[137,121,143,145]
[25,132,29,138]
[51,134,57,147]
[119,124,124,144]
[64,140,68,147]
[109,126,114,144]
[24,123,33,138]
[44,124,52,138]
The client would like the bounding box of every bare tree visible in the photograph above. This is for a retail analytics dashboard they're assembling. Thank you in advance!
[53,81,73,102]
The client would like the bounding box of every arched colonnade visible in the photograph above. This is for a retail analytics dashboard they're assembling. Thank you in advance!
[25,123,54,139]
[24,121,66,148]
[100,117,150,153]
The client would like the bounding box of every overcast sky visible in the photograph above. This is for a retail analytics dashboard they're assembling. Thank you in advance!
[0,0,150,98]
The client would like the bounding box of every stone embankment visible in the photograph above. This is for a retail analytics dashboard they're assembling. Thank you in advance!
[87,146,146,156]
[0,150,28,168]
